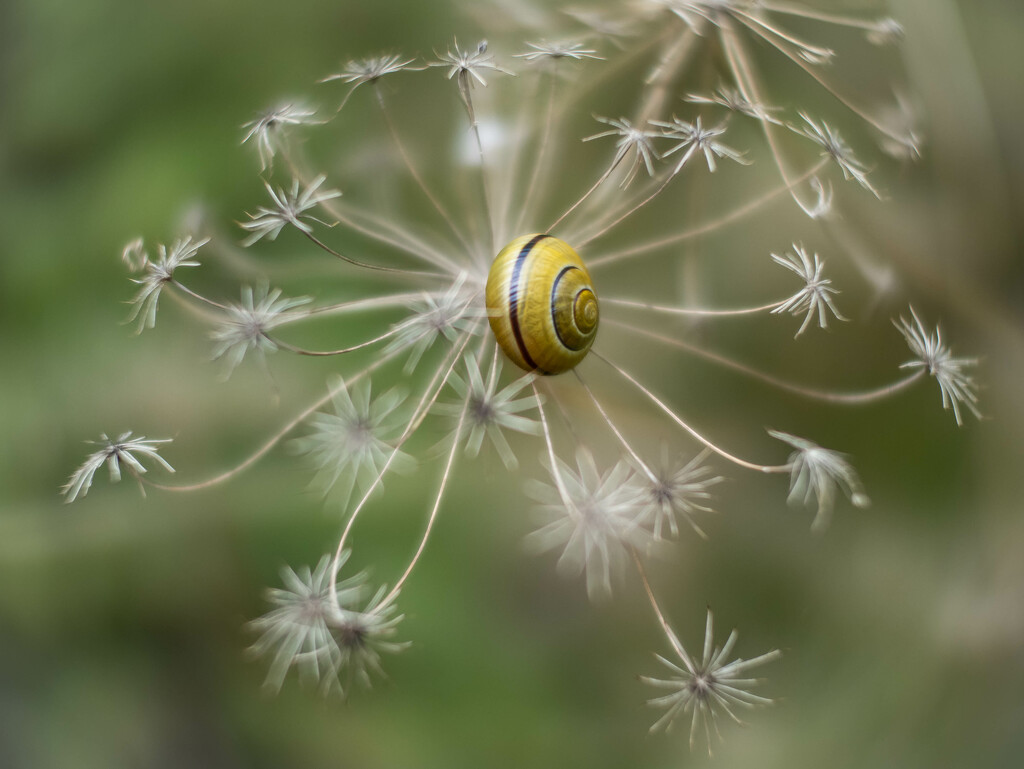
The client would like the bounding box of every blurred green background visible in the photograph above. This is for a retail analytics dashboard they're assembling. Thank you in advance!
[2,0,1023,767]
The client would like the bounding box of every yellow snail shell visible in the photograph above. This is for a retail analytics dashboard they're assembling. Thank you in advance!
[485,234,599,375]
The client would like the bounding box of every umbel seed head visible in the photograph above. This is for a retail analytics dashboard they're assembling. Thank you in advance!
[485,234,598,375]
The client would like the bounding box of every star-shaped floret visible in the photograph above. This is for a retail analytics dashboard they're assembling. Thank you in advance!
[241,103,319,170]
[770,245,846,337]
[210,283,311,377]
[796,113,880,198]
[527,449,649,600]
[894,307,981,426]
[290,375,413,508]
[769,430,869,531]
[239,175,341,246]
[126,236,208,332]
[637,448,722,540]
[641,609,780,753]
[430,40,513,124]
[515,41,603,61]
[435,354,542,469]
[685,85,782,124]
[584,116,661,186]
[651,115,749,172]
[319,54,420,109]
[383,274,483,373]
[63,432,174,502]
[249,552,408,697]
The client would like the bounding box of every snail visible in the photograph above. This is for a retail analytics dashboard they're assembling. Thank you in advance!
[485,234,599,375]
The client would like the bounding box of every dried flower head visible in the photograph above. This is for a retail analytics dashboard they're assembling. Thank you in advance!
[652,115,748,172]
[435,353,542,469]
[126,236,207,332]
[290,376,413,508]
[585,116,661,186]
[895,307,981,426]
[527,449,649,600]
[770,244,846,337]
[770,430,870,531]
[242,103,320,170]
[210,283,312,376]
[240,175,341,246]
[637,448,722,540]
[642,609,780,753]
[63,432,174,502]
[249,552,408,697]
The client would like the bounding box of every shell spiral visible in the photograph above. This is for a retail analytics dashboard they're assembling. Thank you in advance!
[485,234,599,375]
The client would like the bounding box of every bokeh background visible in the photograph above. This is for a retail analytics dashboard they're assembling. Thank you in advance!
[2,1,1023,767]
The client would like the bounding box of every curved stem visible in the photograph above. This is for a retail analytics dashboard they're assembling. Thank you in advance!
[629,546,694,671]
[604,297,784,318]
[606,318,928,404]
[587,158,828,268]
[302,231,445,279]
[720,20,817,214]
[575,144,697,248]
[592,349,791,474]
[735,12,907,142]
[141,348,401,493]
[272,327,400,357]
[636,25,699,125]
[757,1,888,31]
[288,291,427,321]
[281,147,463,274]
[329,326,478,610]
[513,69,560,236]
[374,83,474,256]
[161,284,224,324]
[170,280,230,311]
[532,380,575,510]
[547,156,623,234]
[377,389,470,611]
[574,370,657,484]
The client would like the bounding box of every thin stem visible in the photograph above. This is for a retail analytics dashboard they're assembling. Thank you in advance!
[588,158,828,268]
[329,326,477,609]
[636,24,699,125]
[302,230,445,278]
[735,12,907,142]
[171,280,231,311]
[514,69,560,236]
[757,1,889,31]
[547,155,624,233]
[575,144,697,248]
[629,546,694,672]
[374,83,474,256]
[593,349,791,474]
[294,292,428,320]
[574,370,657,484]
[606,318,929,404]
[142,348,401,493]
[734,9,834,63]
[272,327,400,357]
[160,284,224,324]
[720,20,816,214]
[281,147,462,274]
[604,296,784,317]
[377,387,470,611]
[532,380,574,510]
[462,78,497,256]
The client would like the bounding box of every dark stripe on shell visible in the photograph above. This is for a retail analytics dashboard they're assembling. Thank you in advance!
[551,265,582,351]
[508,234,550,372]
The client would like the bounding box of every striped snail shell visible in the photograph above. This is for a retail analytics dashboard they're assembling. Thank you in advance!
[485,234,599,375]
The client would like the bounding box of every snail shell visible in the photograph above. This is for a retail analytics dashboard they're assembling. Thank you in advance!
[485,234,599,375]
